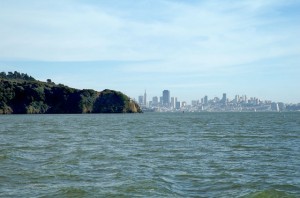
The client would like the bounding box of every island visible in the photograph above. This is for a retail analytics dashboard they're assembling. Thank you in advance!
[0,71,142,114]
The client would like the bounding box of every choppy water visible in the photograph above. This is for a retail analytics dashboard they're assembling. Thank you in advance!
[0,112,299,197]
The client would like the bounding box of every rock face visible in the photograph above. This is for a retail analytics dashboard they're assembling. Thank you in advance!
[93,89,141,113]
[0,72,142,114]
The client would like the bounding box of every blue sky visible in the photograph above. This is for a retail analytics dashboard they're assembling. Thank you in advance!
[0,0,299,103]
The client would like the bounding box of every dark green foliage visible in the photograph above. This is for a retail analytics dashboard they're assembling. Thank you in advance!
[79,89,98,113]
[92,89,142,113]
[0,71,142,114]
[0,71,35,81]
[93,89,126,113]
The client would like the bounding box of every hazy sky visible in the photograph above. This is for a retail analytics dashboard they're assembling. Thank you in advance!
[0,0,299,103]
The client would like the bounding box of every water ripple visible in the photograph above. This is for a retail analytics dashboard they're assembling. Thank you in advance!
[0,113,299,197]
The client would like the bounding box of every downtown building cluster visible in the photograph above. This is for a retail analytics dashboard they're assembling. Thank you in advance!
[137,90,300,112]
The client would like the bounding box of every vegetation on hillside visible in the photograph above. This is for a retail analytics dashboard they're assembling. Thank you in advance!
[0,71,142,114]
[0,71,35,81]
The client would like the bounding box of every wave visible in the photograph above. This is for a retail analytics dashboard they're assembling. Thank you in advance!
[242,189,296,198]
[52,187,88,197]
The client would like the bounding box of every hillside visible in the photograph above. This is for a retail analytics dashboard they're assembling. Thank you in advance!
[0,71,142,114]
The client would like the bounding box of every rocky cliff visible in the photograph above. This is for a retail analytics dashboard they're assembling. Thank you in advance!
[0,71,142,114]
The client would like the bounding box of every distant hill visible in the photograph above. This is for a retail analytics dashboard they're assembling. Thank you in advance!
[0,71,142,114]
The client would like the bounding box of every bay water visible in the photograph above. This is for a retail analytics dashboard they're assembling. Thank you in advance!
[0,112,299,197]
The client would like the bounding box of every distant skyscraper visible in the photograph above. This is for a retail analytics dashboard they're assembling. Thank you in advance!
[138,95,143,105]
[235,95,240,103]
[221,93,227,104]
[244,95,248,103]
[171,97,175,109]
[204,96,208,105]
[152,96,158,106]
[176,101,181,109]
[162,90,170,107]
[144,90,147,106]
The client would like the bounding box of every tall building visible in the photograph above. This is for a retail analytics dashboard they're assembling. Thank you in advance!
[160,97,163,106]
[138,95,144,105]
[221,93,227,104]
[144,90,147,106]
[171,97,175,109]
[244,95,248,103]
[152,96,158,106]
[162,90,170,107]
[204,95,208,105]
[235,95,240,104]
[176,101,181,109]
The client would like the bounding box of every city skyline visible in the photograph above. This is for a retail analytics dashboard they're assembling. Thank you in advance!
[0,1,300,103]
[137,89,299,112]
[137,90,298,106]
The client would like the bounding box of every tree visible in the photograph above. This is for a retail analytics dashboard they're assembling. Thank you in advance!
[0,72,6,78]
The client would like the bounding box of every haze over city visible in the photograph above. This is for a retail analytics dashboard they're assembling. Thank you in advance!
[0,0,299,103]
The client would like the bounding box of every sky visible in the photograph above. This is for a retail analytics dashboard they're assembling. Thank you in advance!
[0,0,300,103]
